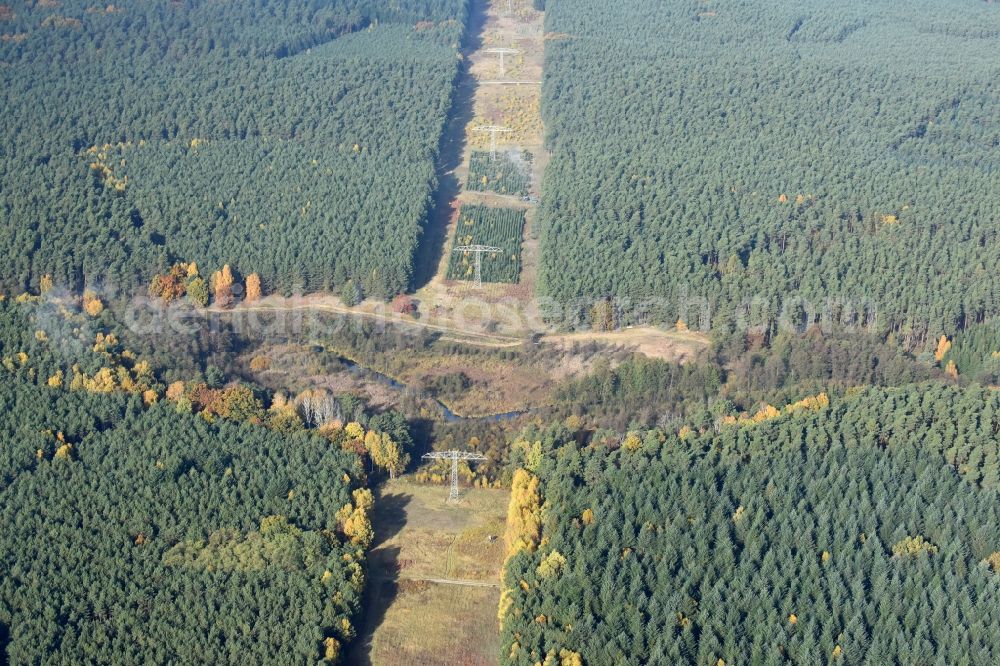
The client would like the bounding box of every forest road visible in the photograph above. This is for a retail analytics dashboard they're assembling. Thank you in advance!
[209,298,709,362]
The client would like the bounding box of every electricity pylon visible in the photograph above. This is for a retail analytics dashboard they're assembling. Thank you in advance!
[473,125,512,161]
[484,47,518,78]
[422,450,488,502]
[452,244,502,288]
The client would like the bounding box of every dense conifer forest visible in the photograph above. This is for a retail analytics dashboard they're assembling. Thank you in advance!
[1,0,998,662]
[500,385,1000,665]
[0,377,368,663]
[537,0,1000,342]
[945,319,1000,385]
[0,0,470,298]
[0,293,422,662]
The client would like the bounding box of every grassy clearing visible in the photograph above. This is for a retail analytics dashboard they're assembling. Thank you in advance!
[348,479,508,665]
[367,480,507,580]
[362,582,500,666]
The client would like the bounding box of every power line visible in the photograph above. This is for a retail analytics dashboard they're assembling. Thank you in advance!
[476,80,541,86]
[484,47,518,77]
[452,244,503,288]
[473,125,512,161]
[422,450,488,502]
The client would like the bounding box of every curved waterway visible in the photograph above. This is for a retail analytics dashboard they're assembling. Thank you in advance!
[340,358,527,423]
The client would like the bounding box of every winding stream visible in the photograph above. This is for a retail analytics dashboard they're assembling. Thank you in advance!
[340,357,527,423]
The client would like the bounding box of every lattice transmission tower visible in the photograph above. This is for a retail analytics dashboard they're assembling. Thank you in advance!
[422,450,488,502]
[473,125,512,161]
[452,244,502,289]
[484,47,518,78]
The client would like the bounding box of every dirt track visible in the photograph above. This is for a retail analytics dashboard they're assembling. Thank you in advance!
[211,294,708,362]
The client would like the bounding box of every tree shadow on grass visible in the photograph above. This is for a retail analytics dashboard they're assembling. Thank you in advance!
[344,545,401,666]
[345,489,413,665]
[370,491,411,549]
[411,0,489,290]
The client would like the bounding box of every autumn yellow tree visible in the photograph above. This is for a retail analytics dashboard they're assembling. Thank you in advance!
[539,648,583,666]
[934,335,951,362]
[165,381,186,401]
[983,551,1000,573]
[352,487,374,513]
[323,637,340,662]
[505,469,541,555]
[245,272,262,303]
[81,367,118,393]
[149,263,190,302]
[751,404,781,423]
[268,396,303,432]
[364,430,385,472]
[499,470,542,631]
[203,385,264,423]
[364,431,409,479]
[892,535,938,558]
[211,264,234,308]
[336,488,374,548]
[82,290,104,316]
[621,431,643,450]
[559,650,584,666]
[536,549,567,578]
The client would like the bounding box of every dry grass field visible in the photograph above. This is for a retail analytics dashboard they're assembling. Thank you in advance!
[346,479,509,666]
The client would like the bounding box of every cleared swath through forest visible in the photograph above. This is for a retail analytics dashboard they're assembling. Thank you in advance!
[415,0,546,300]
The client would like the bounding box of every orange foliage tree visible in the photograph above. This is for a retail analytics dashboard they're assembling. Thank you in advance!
[245,272,262,303]
[934,335,952,363]
[149,264,190,302]
[211,265,235,307]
